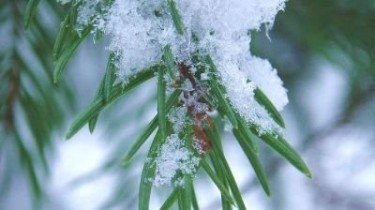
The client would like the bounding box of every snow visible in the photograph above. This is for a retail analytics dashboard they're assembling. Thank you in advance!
[168,107,188,133]
[73,0,289,133]
[76,0,101,28]
[153,134,200,186]
[242,56,289,111]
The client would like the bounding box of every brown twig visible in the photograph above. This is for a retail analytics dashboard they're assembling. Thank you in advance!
[178,62,213,153]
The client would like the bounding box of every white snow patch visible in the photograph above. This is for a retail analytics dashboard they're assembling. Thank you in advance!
[242,56,288,111]
[153,134,200,186]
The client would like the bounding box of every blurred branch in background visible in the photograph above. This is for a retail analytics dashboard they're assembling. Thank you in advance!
[248,0,375,209]
[0,1,74,208]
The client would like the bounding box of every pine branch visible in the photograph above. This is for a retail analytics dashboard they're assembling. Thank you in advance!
[50,1,311,209]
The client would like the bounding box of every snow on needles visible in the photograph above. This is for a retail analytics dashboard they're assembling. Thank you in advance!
[73,0,288,133]
[153,134,200,187]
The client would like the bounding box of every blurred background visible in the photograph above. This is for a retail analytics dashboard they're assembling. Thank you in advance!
[1,0,375,209]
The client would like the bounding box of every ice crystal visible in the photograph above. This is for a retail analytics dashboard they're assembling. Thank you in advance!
[153,134,200,187]
[75,0,289,133]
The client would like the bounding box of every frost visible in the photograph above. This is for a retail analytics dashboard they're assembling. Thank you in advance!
[153,134,200,187]
[75,0,289,133]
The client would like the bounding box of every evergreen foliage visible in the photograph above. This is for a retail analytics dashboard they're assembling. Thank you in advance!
[34,0,310,209]
[0,1,73,208]
[1,0,374,209]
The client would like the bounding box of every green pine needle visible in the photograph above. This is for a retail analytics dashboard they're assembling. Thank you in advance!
[88,70,107,134]
[88,114,99,134]
[122,117,158,165]
[162,45,177,79]
[65,67,158,140]
[53,12,71,61]
[139,131,162,210]
[53,26,92,84]
[233,129,271,196]
[191,183,200,210]
[205,56,238,129]
[254,88,285,128]
[24,0,41,29]
[167,0,185,35]
[160,189,178,210]
[252,128,312,178]
[201,159,235,205]
[157,66,167,140]
[122,90,181,165]
[181,176,193,210]
[207,125,247,210]
[104,53,117,102]
[235,115,259,154]
[210,153,232,210]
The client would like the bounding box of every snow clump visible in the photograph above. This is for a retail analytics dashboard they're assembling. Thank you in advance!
[153,134,200,186]
[70,0,289,134]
